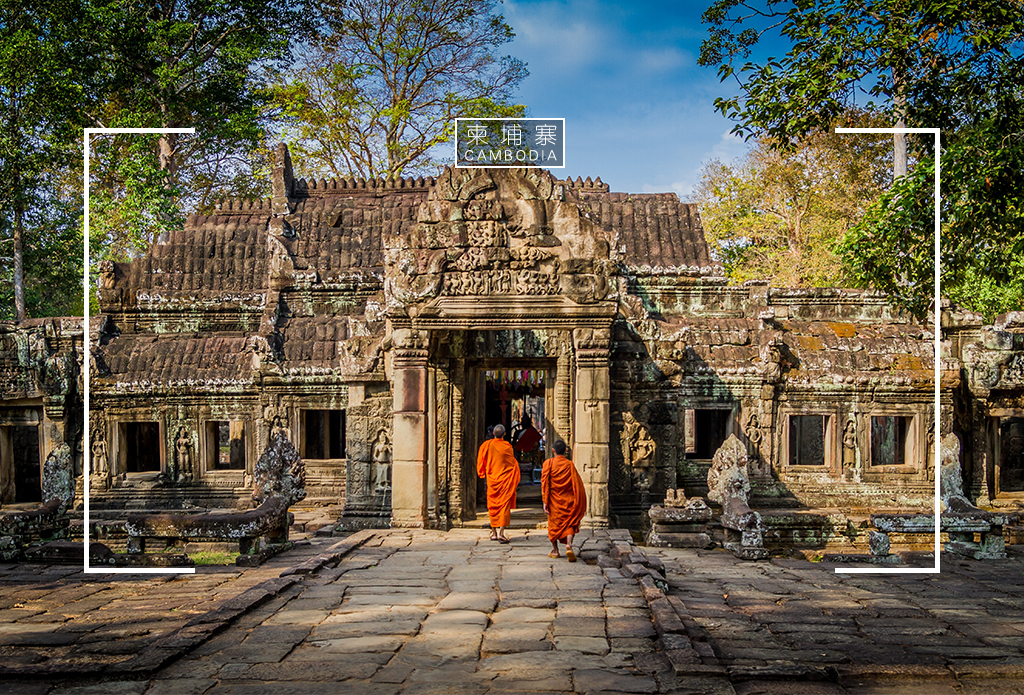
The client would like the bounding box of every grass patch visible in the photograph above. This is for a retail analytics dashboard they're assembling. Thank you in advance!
[189,550,241,565]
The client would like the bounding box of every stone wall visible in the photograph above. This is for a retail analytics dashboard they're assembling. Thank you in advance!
[79,149,1024,526]
[0,319,83,507]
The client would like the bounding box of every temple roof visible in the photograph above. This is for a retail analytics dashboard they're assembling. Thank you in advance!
[100,162,714,308]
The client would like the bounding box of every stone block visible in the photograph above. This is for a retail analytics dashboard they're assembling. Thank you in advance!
[490,607,555,624]
[647,532,715,549]
[574,400,609,443]
[868,530,890,556]
[393,368,426,412]
[392,413,426,461]
[649,503,712,524]
[552,635,609,654]
[575,368,610,400]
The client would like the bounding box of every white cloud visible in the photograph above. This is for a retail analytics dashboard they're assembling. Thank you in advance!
[505,0,609,73]
[636,47,688,73]
[708,130,748,164]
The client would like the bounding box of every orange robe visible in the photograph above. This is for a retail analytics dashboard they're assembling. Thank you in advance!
[477,438,520,527]
[542,454,587,543]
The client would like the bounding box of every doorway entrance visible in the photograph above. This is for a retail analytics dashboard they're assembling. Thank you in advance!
[471,362,556,526]
[10,425,42,503]
[997,416,1024,495]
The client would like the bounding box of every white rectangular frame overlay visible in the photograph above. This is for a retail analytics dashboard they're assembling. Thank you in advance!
[83,127,197,574]
[833,127,942,575]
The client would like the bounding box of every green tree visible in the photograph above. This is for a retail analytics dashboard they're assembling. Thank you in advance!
[87,0,312,263]
[695,114,891,287]
[1,0,89,320]
[272,0,527,180]
[701,0,1024,319]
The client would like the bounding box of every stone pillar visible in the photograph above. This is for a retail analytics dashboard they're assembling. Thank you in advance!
[390,328,430,527]
[574,327,611,528]
[971,403,992,505]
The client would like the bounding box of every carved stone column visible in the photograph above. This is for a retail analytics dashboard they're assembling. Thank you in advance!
[574,327,611,528]
[390,328,430,527]
[972,402,992,505]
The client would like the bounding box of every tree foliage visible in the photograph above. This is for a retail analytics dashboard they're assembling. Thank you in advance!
[695,113,891,287]
[3,0,530,317]
[272,0,528,180]
[0,0,90,320]
[701,0,1024,320]
[86,0,312,263]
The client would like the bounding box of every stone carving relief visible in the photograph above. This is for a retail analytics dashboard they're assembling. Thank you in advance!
[707,435,769,560]
[248,335,278,372]
[99,260,117,289]
[842,418,858,479]
[744,413,762,454]
[621,412,656,491]
[337,316,385,376]
[91,435,110,490]
[344,394,394,514]
[384,248,446,307]
[939,433,971,512]
[707,436,753,510]
[760,341,782,383]
[267,233,297,287]
[175,426,194,482]
[962,340,1020,394]
[252,429,306,506]
[41,443,74,513]
[383,167,614,314]
[573,327,612,351]
[372,429,392,492]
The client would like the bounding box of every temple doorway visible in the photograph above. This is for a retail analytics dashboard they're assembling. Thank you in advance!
[9,425,42,503]
[472,363,556,525]
[997,416,1024,495]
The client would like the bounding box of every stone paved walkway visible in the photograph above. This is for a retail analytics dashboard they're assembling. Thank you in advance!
[654,547,1024,694]
[3,530,1024,694]
[0,539,328,679]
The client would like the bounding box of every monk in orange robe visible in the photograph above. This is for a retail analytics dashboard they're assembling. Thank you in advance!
[542,440,587,561]
[477,424,520,543]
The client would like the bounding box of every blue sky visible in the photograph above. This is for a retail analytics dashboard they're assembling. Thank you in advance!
[498,0,755,199]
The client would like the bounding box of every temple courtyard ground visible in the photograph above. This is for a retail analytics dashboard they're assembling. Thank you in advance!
[3,527,1024,694]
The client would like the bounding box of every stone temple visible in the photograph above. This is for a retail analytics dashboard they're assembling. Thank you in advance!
[2,144,1023,544]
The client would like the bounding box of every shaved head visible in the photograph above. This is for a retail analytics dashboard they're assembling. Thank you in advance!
[493,424,505,438]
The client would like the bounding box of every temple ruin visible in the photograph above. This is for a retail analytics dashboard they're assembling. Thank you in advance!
[3,145,1023,548]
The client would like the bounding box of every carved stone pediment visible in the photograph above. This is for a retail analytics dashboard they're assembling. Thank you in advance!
[383,167,615,315]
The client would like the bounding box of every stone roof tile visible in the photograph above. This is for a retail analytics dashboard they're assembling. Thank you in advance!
[99,334,253,385]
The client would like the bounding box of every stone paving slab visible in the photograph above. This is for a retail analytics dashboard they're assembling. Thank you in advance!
[654,545,1024,692]
[8,531,1024,693]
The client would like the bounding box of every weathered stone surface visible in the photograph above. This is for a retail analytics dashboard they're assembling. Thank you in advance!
[41,444,74,511]
[489,607,555,624]
[707,436,769,560]
[434,592,497,613]
[253,429,306,506]
[552,636,609,654]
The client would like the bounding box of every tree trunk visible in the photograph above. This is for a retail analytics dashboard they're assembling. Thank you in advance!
[13,200,25,322]
[158,132,177,179]
[893,67,908,179]
[893,123,907,178]
[156,101,178,242]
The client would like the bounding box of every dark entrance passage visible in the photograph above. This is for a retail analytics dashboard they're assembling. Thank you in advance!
[125,422,161,473]
[999,416,1024,493]
[475,366,553,526]
[12,425,41,503]
[485,368,547,482]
